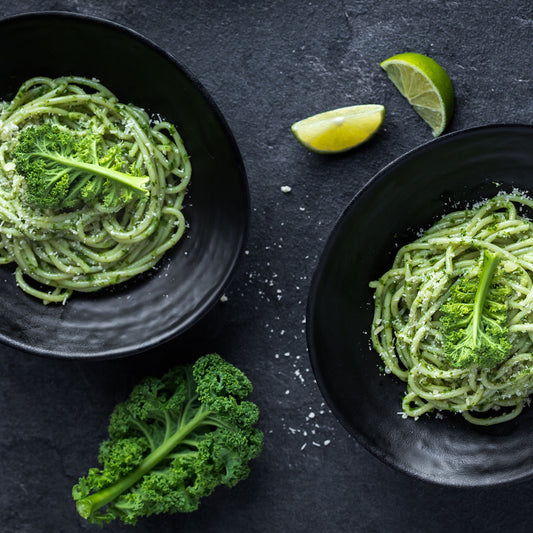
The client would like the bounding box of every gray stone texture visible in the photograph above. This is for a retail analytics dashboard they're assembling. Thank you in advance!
[1,1,532,532]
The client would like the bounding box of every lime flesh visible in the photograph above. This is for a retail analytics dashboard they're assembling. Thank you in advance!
[291,104,385,153]
[380,52,454,136]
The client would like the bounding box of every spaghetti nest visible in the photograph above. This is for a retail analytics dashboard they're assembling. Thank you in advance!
[0,76,191,303]
[370,193,533,425]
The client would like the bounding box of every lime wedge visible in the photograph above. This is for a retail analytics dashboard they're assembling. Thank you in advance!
[380,52,454,137]
[291,104,385,154]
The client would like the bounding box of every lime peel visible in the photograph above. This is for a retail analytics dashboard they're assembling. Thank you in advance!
[291,104,385,154]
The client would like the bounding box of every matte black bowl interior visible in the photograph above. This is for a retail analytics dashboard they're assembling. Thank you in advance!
[307,124,533,486]
[0,13,249,359]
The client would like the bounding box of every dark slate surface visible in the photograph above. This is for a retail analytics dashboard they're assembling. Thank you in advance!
[1,1,533,532]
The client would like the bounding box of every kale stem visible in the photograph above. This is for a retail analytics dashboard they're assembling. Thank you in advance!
[76,408,211,520]
[471,251,500,344]
[39,152,149,192]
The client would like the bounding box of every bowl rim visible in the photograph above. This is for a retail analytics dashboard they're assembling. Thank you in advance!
[306,123,533,486]
[0,10,250,359]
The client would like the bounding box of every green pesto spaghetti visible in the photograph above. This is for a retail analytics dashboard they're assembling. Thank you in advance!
[0,76,191,304]
[370,193,533,425]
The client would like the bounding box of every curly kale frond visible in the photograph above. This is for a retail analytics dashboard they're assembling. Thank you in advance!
[14,122,149,211]
[72,354,263,526]
[440,250,512,369]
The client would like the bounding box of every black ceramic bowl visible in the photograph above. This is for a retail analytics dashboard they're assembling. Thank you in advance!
[0,13,249,359]
[307,124,533,486]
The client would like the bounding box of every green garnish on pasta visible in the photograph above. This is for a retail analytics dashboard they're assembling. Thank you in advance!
[370,193,533,425]
[439,249,512,370]
[15,122,149,210]
[0,76,191,304]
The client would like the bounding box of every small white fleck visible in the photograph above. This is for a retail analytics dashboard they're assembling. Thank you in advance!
[220,294,228,303]
[281,185,292,193]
